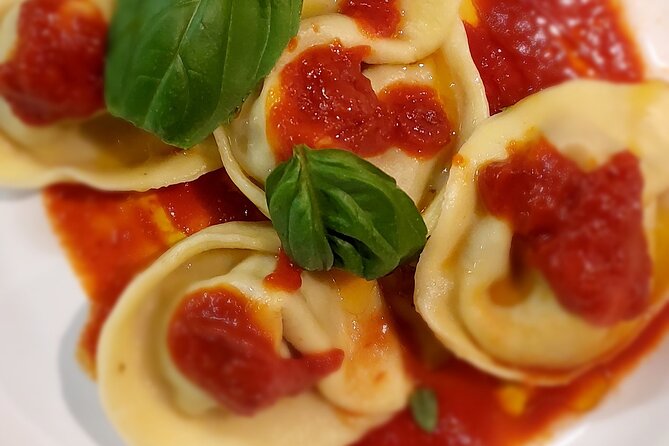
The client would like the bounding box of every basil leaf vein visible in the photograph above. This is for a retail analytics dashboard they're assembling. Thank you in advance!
[266,145,428,280]
[105,0,302,148]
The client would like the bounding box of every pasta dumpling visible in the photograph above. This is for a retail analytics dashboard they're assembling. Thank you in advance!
[0,0,222,191]
[415,80,669,385]
[98,221,413,446]
[218,11,488,225]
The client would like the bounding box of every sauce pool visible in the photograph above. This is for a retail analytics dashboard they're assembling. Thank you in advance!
[464,0,644,114]
[355,267,669,446]
[44,169,266,372]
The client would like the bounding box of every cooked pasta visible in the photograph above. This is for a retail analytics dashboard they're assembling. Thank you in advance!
[98,222,413,446]
[415,80,669,385]
[218,9,487,225]
[0,0,222,191]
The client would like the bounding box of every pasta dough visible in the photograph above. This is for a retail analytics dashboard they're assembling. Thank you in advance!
[98,221,412,446]
[415,80,669,385]
[218,12,488,224]
[0,0,222,191]
[302,0,456,62]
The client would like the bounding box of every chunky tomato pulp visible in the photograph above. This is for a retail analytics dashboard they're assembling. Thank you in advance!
[0,0,106,124]
[339,0,401,38]
[44,170,266,371]
[464,0,644,114]
[478,140,651,325]
[269,43,452,160]
[167,287,343,416]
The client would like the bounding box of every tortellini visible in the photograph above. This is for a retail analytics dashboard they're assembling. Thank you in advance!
[218,10,488,225]
[0,0,222,191]
[98,221,413,446]
[415,81,669,385]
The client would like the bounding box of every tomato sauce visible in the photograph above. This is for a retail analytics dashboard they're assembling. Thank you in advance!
[167,286,344,416]
[463,0,644,114]
[355,266,669,446]
[43,169,266,372]
[264,250,303,292]
[156,170,266,236]
[268,42,451,161]
[339,0,401,38]
[478,140,650,325]
[0,0,106,125]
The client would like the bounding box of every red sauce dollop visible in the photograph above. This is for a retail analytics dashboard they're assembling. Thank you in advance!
[339,0,402,38]
[0,0,106,125]
[478,139,651,325]
[264,250,303,292]
[167,287,344,415]
[465,0,644,114]
[44,170,266,370]
[268,42,451,161]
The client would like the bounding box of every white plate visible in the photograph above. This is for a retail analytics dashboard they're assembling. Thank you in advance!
[1,2,669,444]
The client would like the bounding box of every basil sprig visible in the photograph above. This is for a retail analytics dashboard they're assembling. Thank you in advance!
[410,388,439,433]
[105,0,302,148]
[266,145,428,280]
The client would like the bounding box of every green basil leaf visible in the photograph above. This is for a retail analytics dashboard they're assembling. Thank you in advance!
[105,0,302,148]
[265,145,428,280]
[410,388,439,433]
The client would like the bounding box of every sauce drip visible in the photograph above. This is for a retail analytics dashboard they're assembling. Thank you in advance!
[264,250,303,292]
[0,0,106,125]
[44,170,266,371]
[355,266,669,446]
[167,287,344,415]
[478,139,650,325]
[339,0,402,38]
[464,0,644,114]
[268,42,451,161]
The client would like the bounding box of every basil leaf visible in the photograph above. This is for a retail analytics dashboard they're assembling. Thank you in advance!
[410,388,439,433]
[105,0,302,148]
[265,145,428,280]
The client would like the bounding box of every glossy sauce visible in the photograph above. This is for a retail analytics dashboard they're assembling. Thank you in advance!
[156,170,266,236]
[44,170,265,372]
[0,0,106,124]
[355,266,669,446]
[478,140,650,325]
[464,0,644,114]
[339,0,401,38]
[264,250,303,292]
[167,286,344,416]
[268,42,451,161]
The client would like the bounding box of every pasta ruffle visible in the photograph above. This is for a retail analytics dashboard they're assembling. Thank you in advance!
[415,80,669,385]
[217,12,488,230]
[0,0,222,191]
[98,221,412,446]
